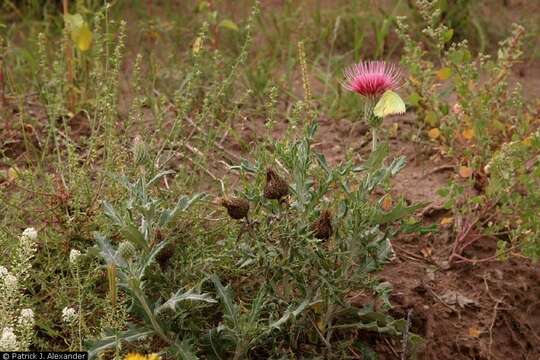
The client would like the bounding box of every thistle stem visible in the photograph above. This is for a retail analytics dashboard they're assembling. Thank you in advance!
[371,127,378,152]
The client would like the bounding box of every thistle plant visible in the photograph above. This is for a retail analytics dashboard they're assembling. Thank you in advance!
[342,61,406,151]
[88,169,207,359]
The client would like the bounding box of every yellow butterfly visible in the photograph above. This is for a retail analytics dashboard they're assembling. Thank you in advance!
[373,90,406,118]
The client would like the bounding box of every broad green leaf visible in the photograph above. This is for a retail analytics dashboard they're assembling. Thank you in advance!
[425,110,438,126]
[219,19,239,32]
[374,90,406,118]
[407,92,421,107]
[444,29,454,43]
[120,224,147,249]
[436,67,452,81]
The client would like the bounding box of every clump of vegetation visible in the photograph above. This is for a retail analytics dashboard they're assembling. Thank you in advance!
[0,0,538,358]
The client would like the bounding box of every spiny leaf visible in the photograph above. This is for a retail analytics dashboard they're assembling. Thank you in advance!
[156,288,216,313]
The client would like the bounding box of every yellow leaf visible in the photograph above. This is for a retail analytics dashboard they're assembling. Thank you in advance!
[390,123,399,137]
[428,128,441,140]
[425,111,438,126]
[381,195,393,211]
[65,14,92,51]
[192,37,203,54]
[462,128,474,140]
[317,318,326,332]
[436,67,452,81]
[440,217,453,226]
[459,166,473,178]
[7,167,19,183]
[522,136,532,146]
[468,326,481,338]
[311,302,323,314]
[74,23,92,51]
[219,19,239,32]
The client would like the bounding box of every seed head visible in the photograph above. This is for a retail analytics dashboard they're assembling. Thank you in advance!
[264,168,289,200]
[217,196,250,220]
[343,61,402,98]
[311,210,333,240]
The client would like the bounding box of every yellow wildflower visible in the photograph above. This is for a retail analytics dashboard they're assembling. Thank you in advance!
[124,353,160,360]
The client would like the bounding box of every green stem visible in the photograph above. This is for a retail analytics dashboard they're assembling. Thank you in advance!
[371,127,378,152]
[132,282,171,345]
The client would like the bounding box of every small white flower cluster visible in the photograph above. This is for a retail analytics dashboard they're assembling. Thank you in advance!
[0,327,18,351]
[21,228,38,241]
[0,228,38,351]
[18,309,34,326]
[69,249,81,265]
[62,307,78,324]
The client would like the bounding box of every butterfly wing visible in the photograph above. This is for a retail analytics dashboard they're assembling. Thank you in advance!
[373,90,406,118]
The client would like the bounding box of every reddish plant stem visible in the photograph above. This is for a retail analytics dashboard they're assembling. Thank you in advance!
[63,0,75,112]
[448,203,497,266]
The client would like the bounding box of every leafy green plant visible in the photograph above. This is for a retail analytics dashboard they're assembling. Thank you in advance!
[89,170,206,359]
[397,1,538,263]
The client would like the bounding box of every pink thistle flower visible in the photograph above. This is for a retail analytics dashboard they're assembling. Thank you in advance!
[343,61,402,98]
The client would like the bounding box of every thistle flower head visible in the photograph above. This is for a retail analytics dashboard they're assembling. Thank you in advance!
[216,195,250,220]
[311,210,333,240]
[264,168,289,201]
[343,61,402,98]
[124,353,161,360]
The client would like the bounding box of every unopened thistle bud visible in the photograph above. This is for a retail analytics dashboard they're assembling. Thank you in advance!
[132,135,149,165]
[217,196,250,220]
[156,241,176,269]
[264,168,289,201]
[311,210,333,240]
[118,241,136,260]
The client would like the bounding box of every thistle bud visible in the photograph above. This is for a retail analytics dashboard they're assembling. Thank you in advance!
[311,210,333,240]
[156,241,176,269]
[118,241,136,260]
[132,135,149,165]
[264,168,289,200]
[217,196,250,220]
